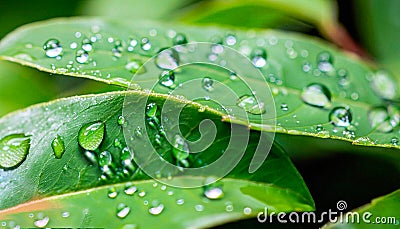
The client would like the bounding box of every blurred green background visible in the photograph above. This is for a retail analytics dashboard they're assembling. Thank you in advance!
[1,0,399,227]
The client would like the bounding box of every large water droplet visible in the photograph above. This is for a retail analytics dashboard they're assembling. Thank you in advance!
[370,71,398,100]
[149,201,164,215]
[83,150,98,164]
[116,203,131,219]
[204,187,224,200]
[301,83,332,108]
[156,49,179,70]
[43,39,62,58]
[78,121,105,151]
[146,103,158,118]
[124,184,137,196]
[76,50,89,64]
[368,107,394,133]
[251,48,267,68]
[237,95,266,115]
[82,38,93,52]
[0,134,30,169]
[159,71,176,89]
[99,151,112,166]
[172,135,190,162]
[317,51,334,73]
[51,135,65,159]
[329,107,352,127]
[202,77,214,92]
[34,216,49,228]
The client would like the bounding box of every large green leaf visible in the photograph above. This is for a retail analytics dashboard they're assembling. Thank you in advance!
[0,18,399,151]
[0,91,313,225]
[323,189,400,228]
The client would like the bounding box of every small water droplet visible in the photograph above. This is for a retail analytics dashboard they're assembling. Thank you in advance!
[149,201,164,215]
[236,95,266,115]
[51,135,65,159]
[76,50,89,64]
[202,77,214,92]
[391,137,399,146]
[370,71,397,100]
[243,207,252,215]
[141,37,152,51]
[124,184,137,196]
[302,62,312,73]
[122,224,138,229]
[317,51,334,73]
[62,212,70,218]
[156,49,179,70]
[173,33,188,45]
[43,39,62,58]
[172,135,190,163]
[108,187,119,199]
[368,107,394,133]
[301,83,332,108]
[159,70,176,89]
[70,42,78,49]
[112,40,124,58]
[118,116,126,126]
[251,48,267,68]
[82,38,93,52]
[225,204,234,212]
[195,204,204,212]
[329,107,352,127]
[0,134,31,169]
[116,203,131,219]
[78,121,105,151]
[225,34,237,46]
[34,216,49,228]
[176,199,184,205]
[138,191,146,197]
[280,103,289,111]
[146,103,158,118]
[99,151,112,166]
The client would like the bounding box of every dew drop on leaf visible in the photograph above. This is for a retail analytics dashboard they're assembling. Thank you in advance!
[172,135,190,162]
[78,121,105,151]
[243,207,252,215]
[195,204,204,212]
[118,115,126,126]
[368,107,394,133]
[236,95,266,115]
[155,49,179,70]
[146,103,158,118]
[124,184,137,196]
[329,107,352,127]
[391,137,399,146]
[280,103,289,111]
[202,77,214,92]
[33,216,49,228]
[141,37,152,51]
[122,224,138,229]
[116,203,131,219]
[225,34,237,46]
[317,51,334,73]
[173,33,188,45]
[251,48,267,68]
[0,134,30,169]
[204,187,224,200]
[51,135,65,159]
[43,39,63,58]
[76,50,89,64]
[176,199,184,205]
[149,201,164,215]
[159,70,176,89]
[301,83,332,108]
[82,38,93,52]
[83,150,98,164]
[107,187,119,199]
[99,151,112,167]
[370,71,398,100]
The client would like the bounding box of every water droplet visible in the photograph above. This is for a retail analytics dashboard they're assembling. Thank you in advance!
[78,121,105,151]
[243,207,252,215]
[124,184,137,196]
[83,150,98,164]
[99,151,112,166]
[329,107,352,127]
[149,201,164,215]
[159,70,176,89]
[0,134,30,169]
[302,62,312,73]
[229,72,237,80]
[391,137,399,146]
[301,83,332,108]
[112,40,124,58]
[337,68,349,87]
[225,204,234,212]
[118,116,126,126]
[141,38,152,51]
[82,38,93,52]
[176,199,184,205]
[122,224,138,229]
[108,187,119,199]
[204,187,224,200]
[43,39,62,58]
[173,33,187,45]
[370,71,397,100]
[317,51,334,73]
[138,191,146,197]
[70,42,78,49]
[202,77,214,92]
[156,49,179,70]
[195,204,204,212]
[251,48,267,68]
[225,34,237,46]
[172,135,190,162]
[34,216,49,228]
[280,103,289,111]
[146,103,158,118]
[368,107,394,133]
[125,60,144,74]
[61,211,70,218]
[236,95,266,115]
[76,50,89,64]
[51,135,65,159]
[116,203,131,219]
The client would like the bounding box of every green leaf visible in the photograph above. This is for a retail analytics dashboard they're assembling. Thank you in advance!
[0,18,399,151]
[0,91,314,220]
[323,189,400,228]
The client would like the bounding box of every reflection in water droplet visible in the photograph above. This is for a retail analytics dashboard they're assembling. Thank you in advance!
[204,187,224,200]
[78,121,105,151]
[43,39,63,58]
[202,77,214,92]
[51,135,65,159]
[329,107,352,127]
[34,216,49,228]
[0,134,31,169]
[76,50,89,64]
[156,49,179,70]
[159,71,176,89]
[116,203,131,219]
[237,95,266,115]
[301,83,332,108]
